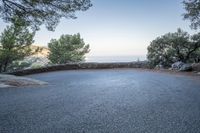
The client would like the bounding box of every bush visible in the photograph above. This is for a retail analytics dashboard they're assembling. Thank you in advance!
[147,29,200,67]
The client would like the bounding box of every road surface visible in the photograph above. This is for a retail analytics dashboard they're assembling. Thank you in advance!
[0,69,200,133]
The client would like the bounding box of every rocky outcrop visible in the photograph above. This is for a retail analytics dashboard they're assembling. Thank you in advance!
[0,74,47,88]
[179,64,192,71]
[171,61,185,70]
[171,62,193,71]
[192,63,200,72]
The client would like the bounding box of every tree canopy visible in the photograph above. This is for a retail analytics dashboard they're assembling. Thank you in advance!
[48,33,90,64]
[147,29,200,67]
[0,21,35,72]
[0,0,92,31]
[183,0,200,29]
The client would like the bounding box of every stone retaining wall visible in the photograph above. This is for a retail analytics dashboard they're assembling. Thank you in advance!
[8,62,149,76]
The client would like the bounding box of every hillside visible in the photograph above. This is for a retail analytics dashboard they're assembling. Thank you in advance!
[30,45,49,57]
[21,45,50,69]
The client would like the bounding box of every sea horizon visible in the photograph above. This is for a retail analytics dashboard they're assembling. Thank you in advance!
[85,55,147,62]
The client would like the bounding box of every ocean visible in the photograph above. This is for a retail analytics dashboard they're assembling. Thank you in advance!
[85,56,146,62]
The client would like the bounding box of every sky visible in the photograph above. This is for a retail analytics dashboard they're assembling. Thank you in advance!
[0,0,196,57]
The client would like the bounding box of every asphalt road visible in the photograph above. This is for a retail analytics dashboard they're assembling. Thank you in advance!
[0,69,200,133]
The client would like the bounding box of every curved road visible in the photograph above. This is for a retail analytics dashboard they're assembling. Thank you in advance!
[0,69,200,133]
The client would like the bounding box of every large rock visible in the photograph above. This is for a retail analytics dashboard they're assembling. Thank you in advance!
[192,63,200,72]
[0,74,47,88]
[171,61,185,70]
[179,64,192,71]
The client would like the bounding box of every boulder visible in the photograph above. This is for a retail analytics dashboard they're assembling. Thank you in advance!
[192,63,200,72]
[0,74,47,88]
[171,61,185,70]
[179,64,192,71]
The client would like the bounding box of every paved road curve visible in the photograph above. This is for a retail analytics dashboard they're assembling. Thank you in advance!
[0,69,200,133]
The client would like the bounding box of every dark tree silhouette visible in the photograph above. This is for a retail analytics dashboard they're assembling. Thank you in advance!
[0,0,92,31]
[183,0,200,29]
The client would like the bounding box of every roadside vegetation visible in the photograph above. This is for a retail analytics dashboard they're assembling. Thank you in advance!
[147,29,200,68]
[147,0,200,71]
[0,0,200,73]
[0,0,92,72]
[0,19,35,72]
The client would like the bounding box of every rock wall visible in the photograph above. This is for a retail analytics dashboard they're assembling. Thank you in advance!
[7,62,149,76]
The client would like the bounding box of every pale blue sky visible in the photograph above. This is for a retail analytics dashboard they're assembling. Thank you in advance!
[0,0,196,56]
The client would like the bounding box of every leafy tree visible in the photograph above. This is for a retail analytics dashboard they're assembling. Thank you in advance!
[147,36,172,67]
[0,0,92,31]
[191,49,200,62]
[0,21,35,72]
[183,0,200,29]
[147,29,200,67]
[48,33,90,64]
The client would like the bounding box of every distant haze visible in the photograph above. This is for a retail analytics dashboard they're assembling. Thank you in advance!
[86,55,147,62]
[0,0,195,58]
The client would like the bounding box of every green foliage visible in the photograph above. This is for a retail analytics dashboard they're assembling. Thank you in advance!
[183,0,200,29]
[147,29,200,67]
[0,21,35,72]
[193,49,200,62]
[31,64,43,69]
[7,61,32,72]
[0,0,92,31]
[48,33,90,64]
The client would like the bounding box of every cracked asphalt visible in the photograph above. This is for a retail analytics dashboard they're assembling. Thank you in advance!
[0,69,200,133]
